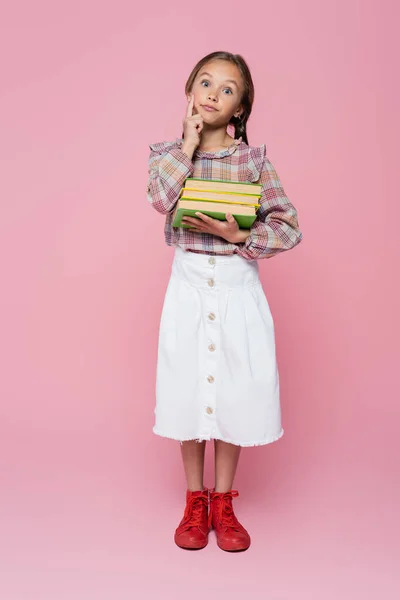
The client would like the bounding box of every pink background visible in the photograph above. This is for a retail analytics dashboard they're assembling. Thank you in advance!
[1,0,399,598]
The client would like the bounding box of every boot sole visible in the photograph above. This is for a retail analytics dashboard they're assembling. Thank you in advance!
[217,542,250,552]
[175,539,209,550]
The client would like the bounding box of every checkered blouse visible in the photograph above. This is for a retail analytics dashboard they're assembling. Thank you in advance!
[146,136,303,260]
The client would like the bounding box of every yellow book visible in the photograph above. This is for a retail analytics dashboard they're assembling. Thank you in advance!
[184,177,262,196]
[180,189,260,207]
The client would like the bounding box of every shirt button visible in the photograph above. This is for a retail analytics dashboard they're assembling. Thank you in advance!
[206,406,213,414]
[208,256,216,265]
[207,375,215,383]
[208,312,216,321]
[208,279,215,287]
[208,343,216,352]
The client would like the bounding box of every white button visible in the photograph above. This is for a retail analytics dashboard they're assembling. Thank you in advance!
[206,406,213,414]
[207,375,215,383]
[208,343,216,352]
[208,256,216,265]
[208,279,215,287]
[208,312,216,321]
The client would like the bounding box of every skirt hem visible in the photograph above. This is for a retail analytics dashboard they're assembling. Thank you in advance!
[152,427,284,447]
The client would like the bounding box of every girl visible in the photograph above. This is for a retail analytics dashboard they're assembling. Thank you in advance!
[146,51,302,552]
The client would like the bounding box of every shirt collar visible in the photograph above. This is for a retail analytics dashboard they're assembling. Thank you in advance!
[175,136,243,159]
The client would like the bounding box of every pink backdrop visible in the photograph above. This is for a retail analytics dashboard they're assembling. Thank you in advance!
[1,1,398,598]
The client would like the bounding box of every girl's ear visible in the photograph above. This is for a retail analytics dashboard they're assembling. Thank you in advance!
[235,106,244,118]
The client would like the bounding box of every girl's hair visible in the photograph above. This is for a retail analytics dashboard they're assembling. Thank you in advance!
[182,51,255,145]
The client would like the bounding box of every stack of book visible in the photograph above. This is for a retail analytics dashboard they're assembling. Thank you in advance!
[172,178,262,229]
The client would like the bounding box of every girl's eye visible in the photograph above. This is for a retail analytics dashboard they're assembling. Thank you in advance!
[200,80,233,95]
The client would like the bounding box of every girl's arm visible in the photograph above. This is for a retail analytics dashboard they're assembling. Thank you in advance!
[146,143,196,214]
[235,153,303,260]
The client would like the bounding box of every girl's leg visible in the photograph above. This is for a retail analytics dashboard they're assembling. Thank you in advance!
[214,440,241,492]
[175,440,209,549]
[180,440,206,491]
[211,440,250,551]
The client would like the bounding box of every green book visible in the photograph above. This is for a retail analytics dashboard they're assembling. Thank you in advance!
[172,205,257,229]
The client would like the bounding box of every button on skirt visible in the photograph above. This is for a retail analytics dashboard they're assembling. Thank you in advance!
[153,246,283,447]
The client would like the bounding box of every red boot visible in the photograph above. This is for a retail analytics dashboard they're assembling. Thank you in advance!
[209,490,251,552]
[174,488,210,549]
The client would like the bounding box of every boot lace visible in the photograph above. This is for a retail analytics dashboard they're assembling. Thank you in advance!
[209,490,243,531]
[179,494,208,532]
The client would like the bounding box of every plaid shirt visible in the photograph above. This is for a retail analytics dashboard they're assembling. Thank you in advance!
[146,137,303,260]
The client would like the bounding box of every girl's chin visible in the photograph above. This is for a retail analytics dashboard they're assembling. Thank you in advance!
[199,109,219,121]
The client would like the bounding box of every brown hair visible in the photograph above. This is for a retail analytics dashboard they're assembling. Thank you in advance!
[182,51,255,145]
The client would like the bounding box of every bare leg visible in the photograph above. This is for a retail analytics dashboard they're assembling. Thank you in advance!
[214,440,241,492]
[180,440,206,491]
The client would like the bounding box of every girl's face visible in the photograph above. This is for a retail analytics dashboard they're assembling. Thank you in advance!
[189,60,244,126]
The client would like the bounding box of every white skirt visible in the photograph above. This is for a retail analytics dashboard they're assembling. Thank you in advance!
[153,246,283,447]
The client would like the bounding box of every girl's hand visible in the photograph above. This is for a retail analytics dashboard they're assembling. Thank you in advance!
[182,94,203,150]
[182,212,249,244]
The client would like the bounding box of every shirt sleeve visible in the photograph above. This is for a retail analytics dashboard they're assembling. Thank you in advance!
[236,148,303,260]
[146,142,195,214]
